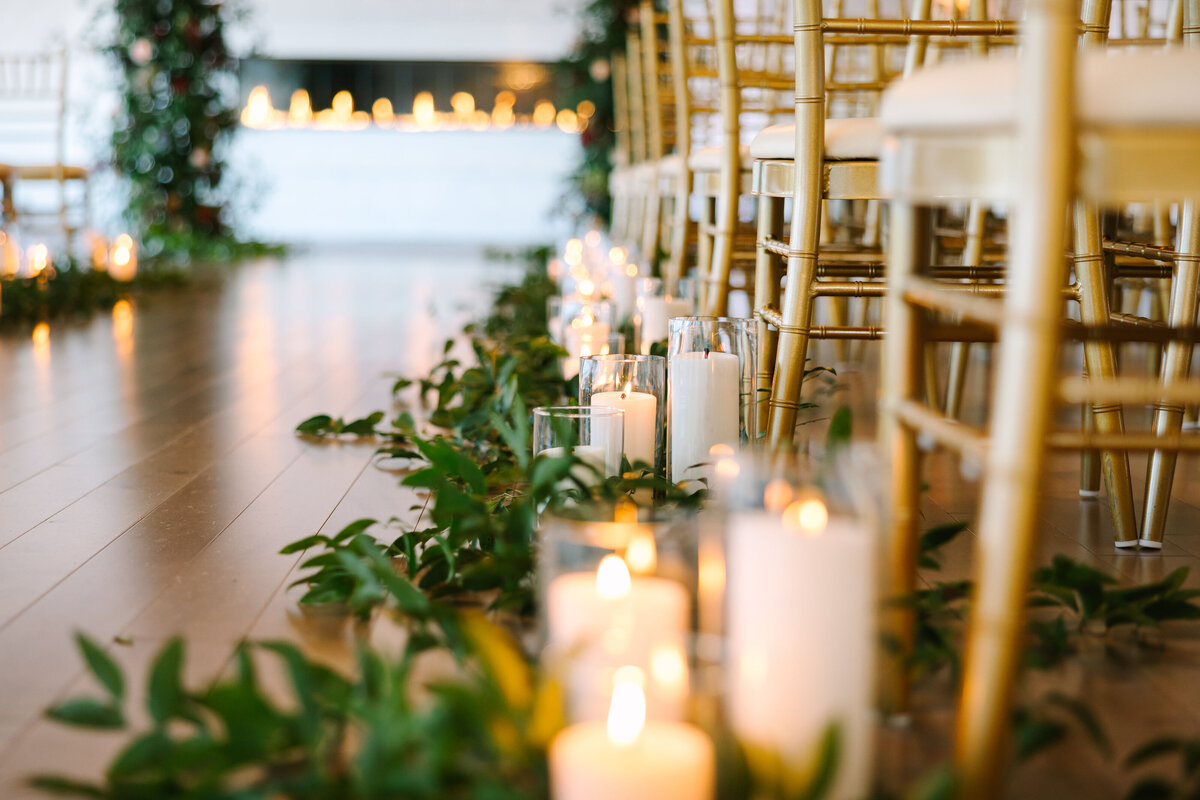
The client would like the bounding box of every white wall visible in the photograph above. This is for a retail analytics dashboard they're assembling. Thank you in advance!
[5,0,585,245]
[229,0,585,61]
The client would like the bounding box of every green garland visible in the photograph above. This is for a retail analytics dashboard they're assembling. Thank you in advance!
[107,0,281,267]
[0,257,188,325]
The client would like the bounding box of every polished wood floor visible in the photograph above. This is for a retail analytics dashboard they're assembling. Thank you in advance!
[0,251,1196,797]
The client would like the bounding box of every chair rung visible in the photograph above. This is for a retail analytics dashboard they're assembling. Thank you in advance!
[762,237,790,257]
[1047,431,1200,451]
[891,399,988,459]
[900,276,1004,326]
[1058,376,1200,405]
[810,281,886,298]
[1103,239,1179,263]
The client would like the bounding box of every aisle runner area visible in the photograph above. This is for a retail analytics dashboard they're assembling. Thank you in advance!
[0,246,519,797]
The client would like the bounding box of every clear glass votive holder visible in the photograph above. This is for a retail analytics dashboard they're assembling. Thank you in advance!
[666,316,757,486]
[636,277,697,354]
[532,405,626,481]
[713,449,878,799]
[578,354,667,476]
[538,503,702,725]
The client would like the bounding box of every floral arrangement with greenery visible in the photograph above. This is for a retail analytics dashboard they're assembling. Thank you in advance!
[107,0,281,268]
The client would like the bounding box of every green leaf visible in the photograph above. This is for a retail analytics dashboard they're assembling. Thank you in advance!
[1045,691,1112,759]
[279,533,327,554]
[1125,736,1185,768]
[27,776,107,797]
[45,698,124,729]
[341,410,385,436]
[825,406,853,452]
[797,723,841,800]
[146,638,185,726]
[296,414,334,435]
[75,634,124,701]
[106,731,172,778]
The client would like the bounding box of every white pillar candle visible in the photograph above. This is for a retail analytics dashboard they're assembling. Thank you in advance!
[591,386,656,468]
[668,351,740,484]
[725,504,875,799]
[550,679,714,800]
[640,296,692,354]
[547,555,689,721]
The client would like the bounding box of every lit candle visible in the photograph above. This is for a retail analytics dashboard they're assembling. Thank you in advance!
[108,235,137,282]
[668,350,740,483]
[547,554,689,721]
[640,296,691,354]
[590,382,656,468]
[725,499,875,798]
[550,670,714,800]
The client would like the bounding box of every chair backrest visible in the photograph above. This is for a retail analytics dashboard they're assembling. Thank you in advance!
[641,0,679,161]
[626,27,651,166]
[0,48,68,169]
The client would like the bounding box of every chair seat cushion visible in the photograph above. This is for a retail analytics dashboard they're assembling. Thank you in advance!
[687,143,752,172]
[13,164,89,180]
[881,49,1200,134]
[749,116,883,161]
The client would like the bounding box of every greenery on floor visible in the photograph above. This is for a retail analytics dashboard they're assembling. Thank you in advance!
[0,256,189,325]
[33,247,1200,800]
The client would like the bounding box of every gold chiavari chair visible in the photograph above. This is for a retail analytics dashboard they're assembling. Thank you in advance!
[0,48,90,243]
[609,51,635,244]
[637,0,684,270]
[751,0,1015,441]
[875,0,1200,791]
[686,0,796,319]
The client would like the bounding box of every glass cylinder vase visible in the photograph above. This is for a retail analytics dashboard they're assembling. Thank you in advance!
[578,354,667,477]
[666,316,757,485]
[715,449,879,799]
[532,405,625,481]
[538,503,702,724]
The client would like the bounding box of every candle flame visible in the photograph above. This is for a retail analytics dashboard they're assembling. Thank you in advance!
[763,479,794,512]
[585,230,602,247]
[27,243,48,277]
[578,279,595,297]
[596,554,632,599]
[625,263,639,278]
[610,246,626,265]
[606,667,646,746]
[624,530,657,575]
[783,497,829,535]
[614,499,639,524]
[715,457,741,479]
[650,644,687,689]
[708,443,735,457]
[32,322,50,347]
[289,89,313,125]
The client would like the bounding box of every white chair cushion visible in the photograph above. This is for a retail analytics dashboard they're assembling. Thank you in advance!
[881,49,1200,134]
[687,143,752,172]
[748,116,884,161]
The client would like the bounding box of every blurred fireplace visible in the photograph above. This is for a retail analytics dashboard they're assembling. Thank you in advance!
[238,58,583,132]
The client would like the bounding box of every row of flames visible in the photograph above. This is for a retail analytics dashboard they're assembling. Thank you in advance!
[0,232,138,283]
[239,86,594,133]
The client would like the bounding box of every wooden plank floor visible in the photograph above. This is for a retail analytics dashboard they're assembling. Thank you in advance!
[0,254,1197,797]
[0,246,519,796]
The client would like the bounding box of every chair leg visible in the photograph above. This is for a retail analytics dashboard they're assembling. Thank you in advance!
[956,1,1075,788]
[665,174,692,295]
[1142,200,1200,547]
[754,195,784,437]
[642,179,663,274]
[878,201,930,717]
[944,202,988,419]
[767,242,819,446]
[1080,377,1102,497]
[697,195,716,310]
[1073,202,1139,547]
